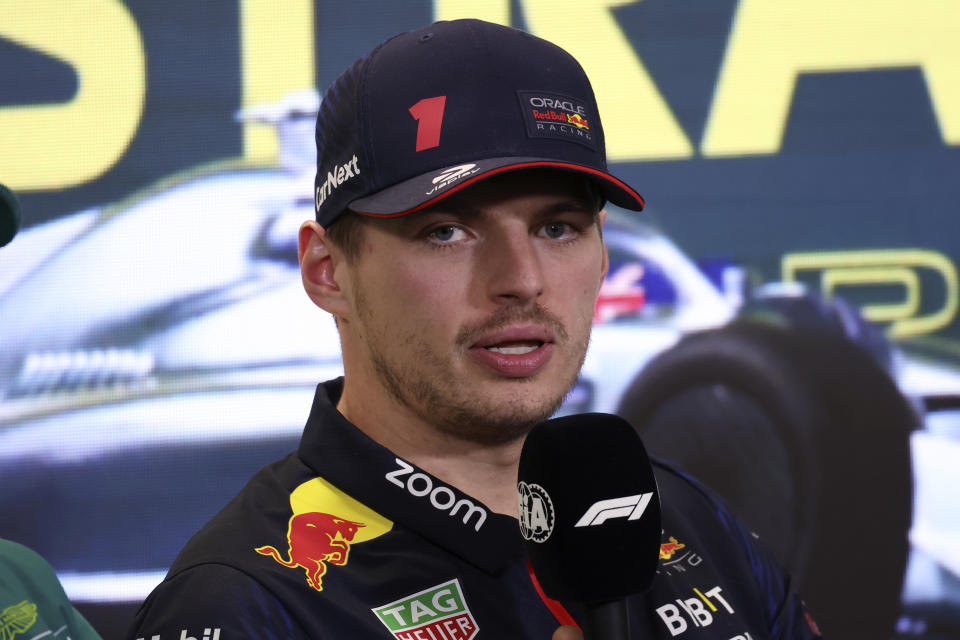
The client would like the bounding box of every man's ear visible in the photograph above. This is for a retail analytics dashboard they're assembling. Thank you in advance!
[598,208,610,282]
[298,220,351,317]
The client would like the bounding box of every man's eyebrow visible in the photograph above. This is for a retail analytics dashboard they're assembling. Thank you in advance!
[423,201,486,218]
[539,197,598,215]
[426,196,596,218]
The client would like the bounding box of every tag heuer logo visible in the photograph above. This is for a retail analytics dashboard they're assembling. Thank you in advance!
[372,578,479,640]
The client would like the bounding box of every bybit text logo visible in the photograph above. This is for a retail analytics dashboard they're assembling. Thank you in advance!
[656,586,735,637]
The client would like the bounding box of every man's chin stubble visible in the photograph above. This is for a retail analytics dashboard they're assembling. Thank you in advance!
[372,351,572,446]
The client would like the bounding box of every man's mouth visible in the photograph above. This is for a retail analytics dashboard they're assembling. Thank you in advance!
[469,328,556,378]
[484,340,544,355]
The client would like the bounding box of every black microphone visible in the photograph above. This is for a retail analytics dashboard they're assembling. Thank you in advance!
[518,413,661,639]
[0,183,21,248]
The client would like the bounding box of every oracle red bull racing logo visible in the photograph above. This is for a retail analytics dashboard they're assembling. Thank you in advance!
[660,536,686,560]
[657,532,703,576]
[256,512,365,591]
[518,90,597,150]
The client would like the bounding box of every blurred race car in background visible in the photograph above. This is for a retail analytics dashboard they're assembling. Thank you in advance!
[1,92,958,639]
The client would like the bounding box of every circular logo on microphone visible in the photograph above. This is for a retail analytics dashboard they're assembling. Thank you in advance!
[517,481,555,543]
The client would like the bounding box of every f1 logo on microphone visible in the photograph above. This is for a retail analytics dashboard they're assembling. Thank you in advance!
[575,493,654,527]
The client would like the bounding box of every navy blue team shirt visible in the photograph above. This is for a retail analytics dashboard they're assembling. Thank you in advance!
[128,378,823,639]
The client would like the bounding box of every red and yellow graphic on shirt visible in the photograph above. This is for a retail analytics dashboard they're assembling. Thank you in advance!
[659,536,686,560]
[565,113,589,129]
[256,477,393,592]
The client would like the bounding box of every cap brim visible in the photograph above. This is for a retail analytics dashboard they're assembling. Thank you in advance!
[348,157,644,217]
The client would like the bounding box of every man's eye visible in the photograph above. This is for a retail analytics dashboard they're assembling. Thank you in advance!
[543,221,573,239]
[428,225,461,242]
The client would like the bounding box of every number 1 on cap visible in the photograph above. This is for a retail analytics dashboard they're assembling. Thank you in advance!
[409,96,447,152]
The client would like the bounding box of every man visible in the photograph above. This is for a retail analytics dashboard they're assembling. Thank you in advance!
[129,19,822,639]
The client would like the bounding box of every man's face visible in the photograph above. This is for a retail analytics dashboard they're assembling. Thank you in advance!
[336,170,608,445]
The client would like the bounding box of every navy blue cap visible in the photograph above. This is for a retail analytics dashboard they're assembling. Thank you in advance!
[314,19,644,227]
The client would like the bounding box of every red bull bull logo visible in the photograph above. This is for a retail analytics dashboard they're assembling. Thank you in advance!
[659,536,686,560]
[256,512,366,591]
[566,113,590,129]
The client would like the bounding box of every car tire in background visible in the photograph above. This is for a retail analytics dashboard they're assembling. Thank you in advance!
[616,320,916,640]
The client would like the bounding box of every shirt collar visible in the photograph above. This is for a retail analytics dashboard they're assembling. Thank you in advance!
[297,379,525,575]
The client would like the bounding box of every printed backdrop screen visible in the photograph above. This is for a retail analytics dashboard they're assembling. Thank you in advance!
[1,2,959,638]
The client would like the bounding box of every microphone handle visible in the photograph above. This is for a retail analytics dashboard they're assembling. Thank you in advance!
[581,598,629,640]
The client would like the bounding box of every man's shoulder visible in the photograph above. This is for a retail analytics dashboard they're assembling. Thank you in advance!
[129,454,315,639]
[650,457,728,521]
[128,563,307,639]
[167,452,308,574]
[647,457,823,639]
[649,455,763,564]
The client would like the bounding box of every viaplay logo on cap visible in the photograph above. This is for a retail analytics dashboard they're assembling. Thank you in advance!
[372,579,479,640]
[425,163,480,196]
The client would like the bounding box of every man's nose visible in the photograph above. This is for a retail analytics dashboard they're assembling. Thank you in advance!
[484,231,545,303]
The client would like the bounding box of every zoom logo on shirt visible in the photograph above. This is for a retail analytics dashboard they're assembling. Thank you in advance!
[386,458,487,531]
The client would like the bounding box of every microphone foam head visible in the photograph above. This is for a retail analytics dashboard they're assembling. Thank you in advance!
[518,413,661,603]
